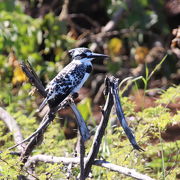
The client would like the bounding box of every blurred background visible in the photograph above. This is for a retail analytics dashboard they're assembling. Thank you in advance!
[0,0,179,179]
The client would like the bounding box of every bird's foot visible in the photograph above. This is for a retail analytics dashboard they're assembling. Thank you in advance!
[72,92,79,99]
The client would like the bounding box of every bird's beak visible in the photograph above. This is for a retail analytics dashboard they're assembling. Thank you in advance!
[89,52,109,59]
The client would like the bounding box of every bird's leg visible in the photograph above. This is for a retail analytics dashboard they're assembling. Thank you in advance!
[72,92,79,100]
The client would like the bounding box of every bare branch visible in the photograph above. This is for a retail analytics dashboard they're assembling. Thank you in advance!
[59,0,69,21]
[69,102,90,142]
[111,77,143,151]
[102,0,132,32]
[94,160,155,180]
[26,154,154,180]
[9,60,144,179]
[20,61,46,98]
[80,137,85,180]
[15,99,90,165]
[20,110,56,165]
[89,0,132,51]
[0,107,24,152]
[0,151,21,156]
[8,110,52,150]
[69,102,90,179]
[84,77,114,178]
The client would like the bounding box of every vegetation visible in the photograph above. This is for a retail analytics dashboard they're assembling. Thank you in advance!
[0,0,179,179]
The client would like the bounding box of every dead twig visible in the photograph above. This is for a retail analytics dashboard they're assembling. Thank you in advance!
[94,160,154,180]
[80,137,85,180]
[90,0,132,51]
[84,77,114,178]
[69,102,90,179]
[8,110,52,150]
[0,107,24,152]
[111,77,144,151]
[20,110,56,165]
[26,154,155,180]
[0,151,21,156]
[20,61,46,97]
[84,76,142,178]
[69,102,90,142]
[102,0,132,32]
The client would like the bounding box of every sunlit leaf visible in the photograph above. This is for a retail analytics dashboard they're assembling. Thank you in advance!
[134,46,149,64]
[108,37,123,56]
[12,65,28,85]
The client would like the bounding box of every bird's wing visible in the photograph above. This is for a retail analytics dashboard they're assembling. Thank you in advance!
[46,62,86,107]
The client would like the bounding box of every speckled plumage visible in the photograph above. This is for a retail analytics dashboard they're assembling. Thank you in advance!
[46,61,91,108]
[38,47,108,111]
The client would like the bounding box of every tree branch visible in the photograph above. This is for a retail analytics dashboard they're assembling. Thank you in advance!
[102,0,132,32]
[69,102,90,142]
[20,61,47,97]
[112,77,144,151]
[26,154,154,180]
[94,160,154,180]
[89,0,132,51]
[0,107,24,152]
[69,102,90,179]
[20,110,56,165]
[80,137,85,180]
[84,77,114,177]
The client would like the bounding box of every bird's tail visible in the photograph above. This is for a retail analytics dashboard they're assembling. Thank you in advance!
[38,98,48,112]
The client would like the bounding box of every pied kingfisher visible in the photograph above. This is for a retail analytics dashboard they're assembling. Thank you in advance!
[39,47,108,111]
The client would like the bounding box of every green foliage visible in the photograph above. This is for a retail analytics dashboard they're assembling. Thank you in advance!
[0,1,76,113]
[0,151,22,179]
[106,0,168,33]
[0,11,40,59]
[0,0,23,13]
[156,85,180,104]
[89,85,179,179]
[77,98,93,122]
[0,4,75,92]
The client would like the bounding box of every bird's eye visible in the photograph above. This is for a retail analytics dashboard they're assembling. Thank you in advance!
[81,54,87,58]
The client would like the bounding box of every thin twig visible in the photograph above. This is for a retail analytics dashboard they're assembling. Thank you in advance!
[0,151,21,156]
[8,110,51,150]
[20,110,56,165]
[94,160,154,180]
[89,0,132,51]
[80,137,85,180]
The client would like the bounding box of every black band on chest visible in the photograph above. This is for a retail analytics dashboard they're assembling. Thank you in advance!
[86,65,92,73]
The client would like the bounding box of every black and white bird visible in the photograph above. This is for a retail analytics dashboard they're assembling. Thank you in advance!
[39,47,108,111]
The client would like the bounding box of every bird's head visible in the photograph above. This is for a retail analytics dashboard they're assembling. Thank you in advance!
[68,47,108,62]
